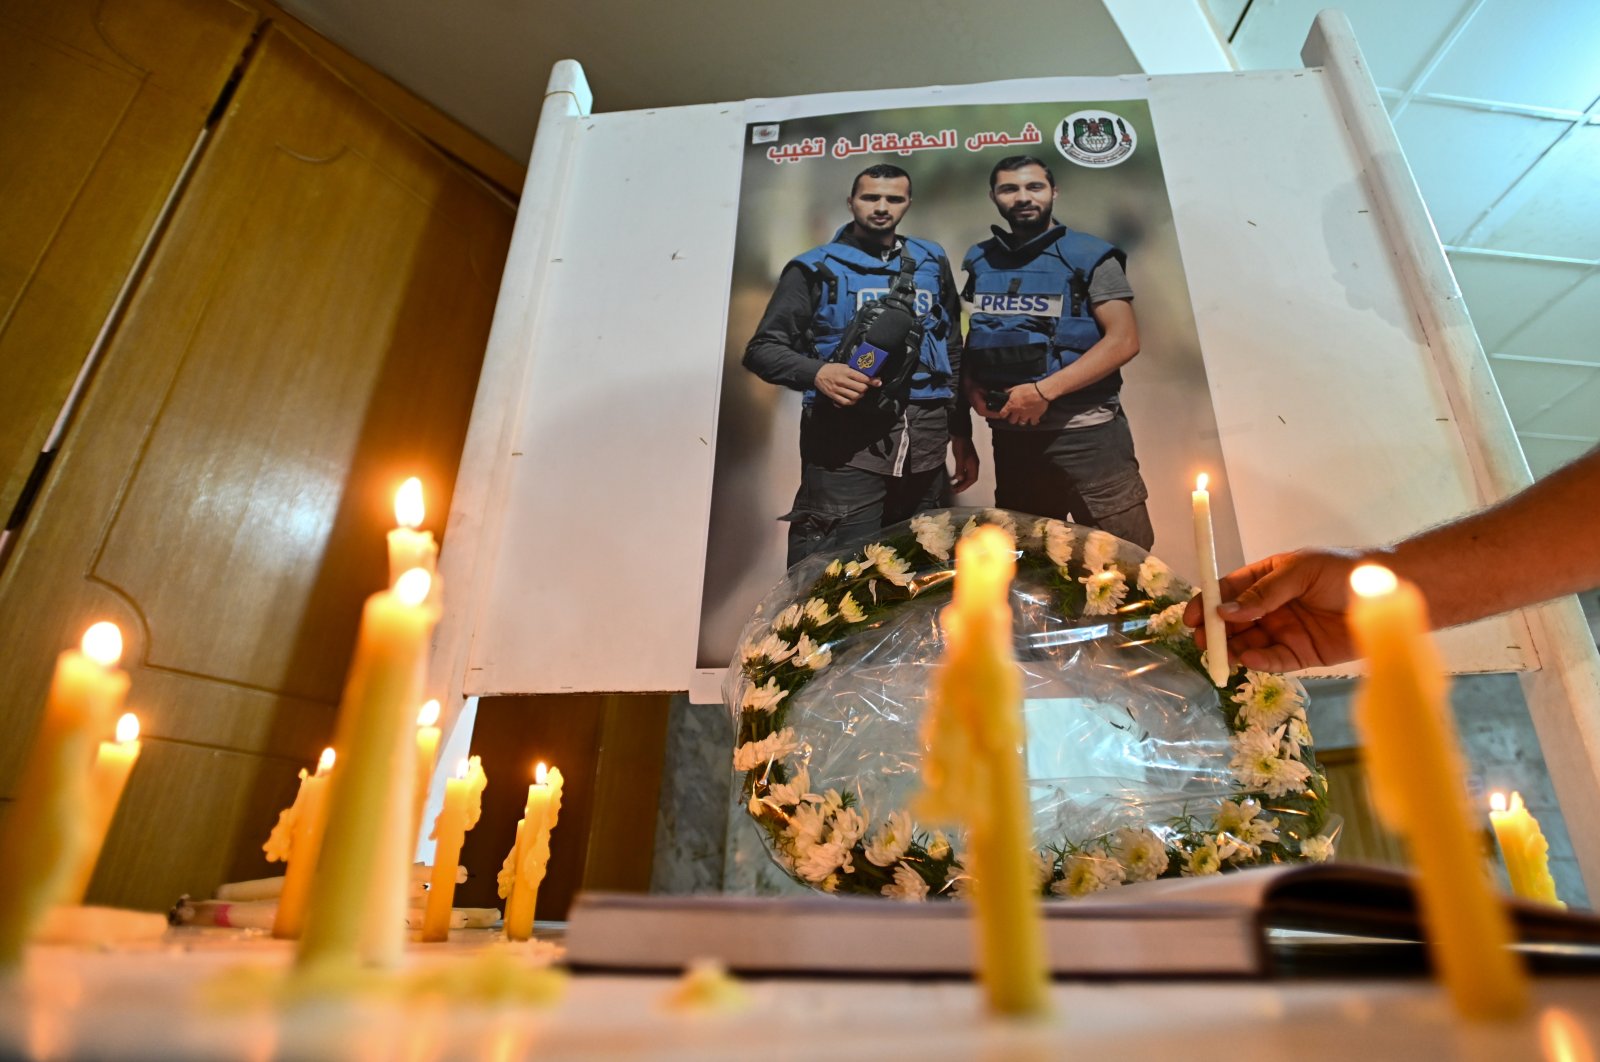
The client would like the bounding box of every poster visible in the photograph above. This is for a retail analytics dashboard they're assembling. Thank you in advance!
[695,97,1243,674]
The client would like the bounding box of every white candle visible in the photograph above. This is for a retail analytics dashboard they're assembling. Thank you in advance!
[411,699,442,848]
[68,712,143,903]
[1191,473,1230,686]
[386,477,437,588]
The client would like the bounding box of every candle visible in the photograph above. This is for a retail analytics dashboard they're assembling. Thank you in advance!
[1489,791,1563,908]
[411,700,442,848]
[420,756,487,942]
[387,477,437,587]
[297,568,439,970]
[267,747,336,939]
[499,762,563,942]
[67,712,143,903]
[917,526,1049,1017]
[0,622,130,967]
[1347,564,1527,1019]
[1191,473,1230,687]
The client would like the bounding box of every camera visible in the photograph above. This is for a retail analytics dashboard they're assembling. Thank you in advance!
[983,387,1010,412]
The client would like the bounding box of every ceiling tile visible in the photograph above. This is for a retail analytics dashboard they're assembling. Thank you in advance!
[1204,0,1251,39]
[1449,255,1591,351]
[1468,126,1600,259]
[1395,101,1567,243]
[1421,0,1600,113]
[1518,433,1596,478]
[1492,357,1600,437]
[1498,267,1600,360]
[1232,0,1472,88]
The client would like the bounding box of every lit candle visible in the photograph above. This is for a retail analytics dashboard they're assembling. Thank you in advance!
[499,762,563,942]
[267,747,336,939]
[1191,473,1230,687]
[297,568,439,970]
[1348,564,1527,1019]
[420,756,487,942]
[917,526,1049,1017]
[1489,791,1563,908]
[0,622,130,967]
[387,477,437,588]
[411,700,442,848]
[67,712,143,903]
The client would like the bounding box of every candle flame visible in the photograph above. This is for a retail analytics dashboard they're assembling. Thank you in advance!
[417,699,440,727]
[115,712,139,743]
[82,622,123,667]
[1539,1007,1595,1062]
[317,747,336,774]
[1490,791,1507,813]
[1195,472,1209,492]
[455,758,470,780]
[394,568,432,605]
[395,477,425,529]
[1349,563,1398,598]
[534,761,548,785]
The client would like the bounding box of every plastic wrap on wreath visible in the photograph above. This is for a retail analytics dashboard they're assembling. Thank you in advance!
[725,508,1335,900]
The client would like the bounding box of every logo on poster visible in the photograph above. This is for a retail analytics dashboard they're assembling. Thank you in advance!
[751,124,780,144]
[1055,110,1135,168]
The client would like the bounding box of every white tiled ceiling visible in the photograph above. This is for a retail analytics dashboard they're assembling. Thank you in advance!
[1217,0,1600,477]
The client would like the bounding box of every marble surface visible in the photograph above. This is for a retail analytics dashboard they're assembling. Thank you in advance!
[3,931,1599,1061]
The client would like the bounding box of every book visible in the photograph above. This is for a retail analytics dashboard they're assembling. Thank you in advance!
[564,863,1600,978]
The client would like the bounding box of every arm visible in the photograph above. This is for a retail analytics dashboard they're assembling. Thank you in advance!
[1183,446,1600,670]
[742,265,875,405]
[997,297,1139,426]
[939,254,979,492]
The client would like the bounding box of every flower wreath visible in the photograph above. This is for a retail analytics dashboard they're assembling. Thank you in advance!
[728,508,1335,902]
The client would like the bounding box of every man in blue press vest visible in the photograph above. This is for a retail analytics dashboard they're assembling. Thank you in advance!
[961,155,1153,549]
[744,164,977,567]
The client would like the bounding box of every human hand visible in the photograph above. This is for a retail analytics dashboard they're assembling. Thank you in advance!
[999,381,1049,426]
[949,436,979,493]
[814,363,879,407]
[1182,548,1371,670]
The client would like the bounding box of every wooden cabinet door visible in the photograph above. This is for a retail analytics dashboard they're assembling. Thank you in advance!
[0,24,513,910]
[0,0,256,521]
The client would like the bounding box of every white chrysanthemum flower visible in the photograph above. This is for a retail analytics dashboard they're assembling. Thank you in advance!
[820,873,840,892]
[1183,839,1224,877]
[1233,671,1306,731]
[838,593,867,623]
[1214,799,1278,855]
[793,634,832,671]
[786,801,827,849]
[802,597,833,626]
[1083,529,1119,572]
[829,805,867,848]
[910,512,957,561]
[1081,569,1129,615]
[1052,853,1124,897]
[765,766,809,808]
[1144,602,1188,641]
[824,559,843,578]
[947,873,976,900]
[1229,725,1314,797]
[821,789,844,815]
[882,862,929,902]
[1110,827,1170,882]
[1301,835,1336,863]
[1285,712,1312,749]
[772,604,804,635]
[926,831,951,862]
[741,632,796,666]
[1043,520,1075,567]
[1018,518,1047,551]
[1033,850,1057,890]
[982,509,1018,541]
[732,727,801,772]
[864,810,915,867]
[796,840,852,883]
[959,516,980,540]
[1137,555,1176,599]
[844,558,869,578]
[741,678,788,714]
[863,543,914,587]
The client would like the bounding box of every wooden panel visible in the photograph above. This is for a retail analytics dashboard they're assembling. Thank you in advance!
[584,695,671,892]
[0,0,257,521]
[0,25,512,907]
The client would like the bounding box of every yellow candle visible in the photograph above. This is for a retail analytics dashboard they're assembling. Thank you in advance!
[387,477,438,588]
[421,755,487,942]
[411,700,442,849]
[499,762,563,942]
[1348,564,1527,1020]
[0,622,130,967]
[1489,791,1563,908]
[297,568,438,970]
[267,747,336,939]
[918,526,1049,1018]
[1191,473,1230,686]
[67,712,143,903]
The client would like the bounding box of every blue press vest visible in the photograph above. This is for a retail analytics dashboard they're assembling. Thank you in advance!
[790,229,955,404]
[962,226,1125,409]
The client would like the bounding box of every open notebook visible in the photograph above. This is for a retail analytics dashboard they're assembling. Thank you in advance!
[565,863,1600,978]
